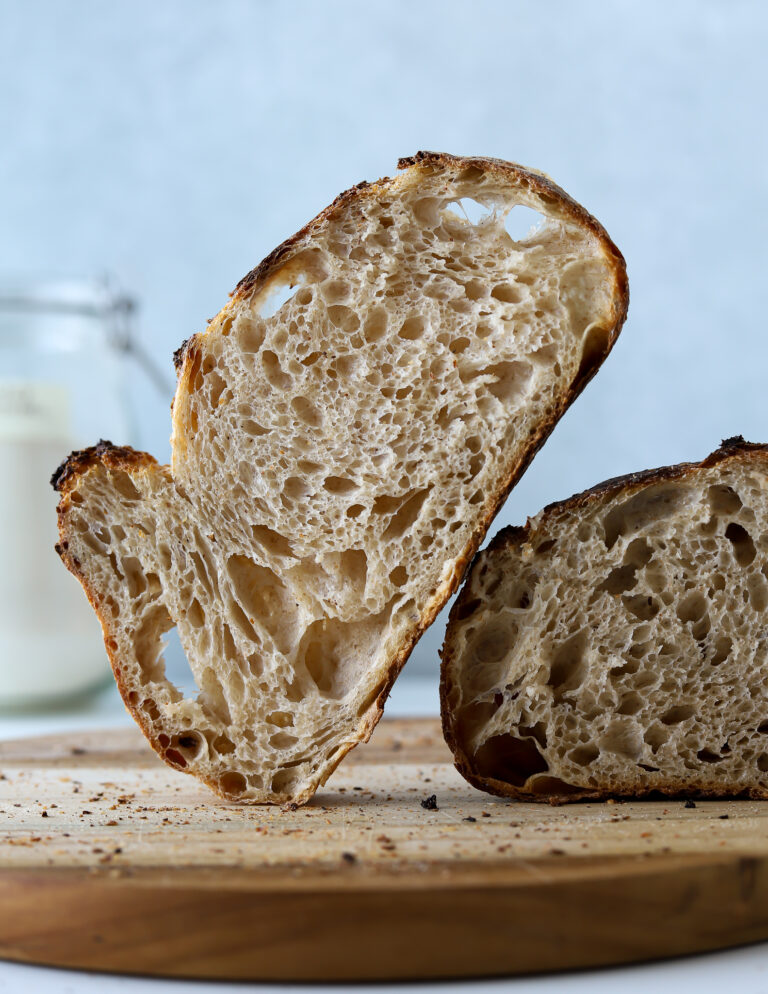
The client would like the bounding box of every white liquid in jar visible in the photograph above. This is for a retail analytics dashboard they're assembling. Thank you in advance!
[0,383,107,707]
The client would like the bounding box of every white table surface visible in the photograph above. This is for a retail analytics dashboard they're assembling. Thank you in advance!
[2,677,768,994]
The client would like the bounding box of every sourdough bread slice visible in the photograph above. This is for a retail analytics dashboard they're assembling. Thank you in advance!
[53,151,627,804]
[441,437,768,801]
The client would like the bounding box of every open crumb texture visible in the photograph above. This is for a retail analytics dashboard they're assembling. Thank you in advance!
[53,152,627,803]
[442,437,768,802]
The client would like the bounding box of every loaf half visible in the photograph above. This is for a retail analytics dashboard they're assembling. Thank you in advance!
[53,151,627,804]
[441,437,768,801]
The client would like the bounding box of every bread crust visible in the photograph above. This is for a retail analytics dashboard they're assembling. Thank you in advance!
[54,153,628,803]
[441,437,768,802]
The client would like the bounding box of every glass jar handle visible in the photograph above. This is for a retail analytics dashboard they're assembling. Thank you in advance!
[107,295,175,398]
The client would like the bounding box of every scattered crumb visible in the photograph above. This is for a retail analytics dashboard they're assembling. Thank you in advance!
[684,800,696,809]
[420,795,438,810]
[463,816,477,823]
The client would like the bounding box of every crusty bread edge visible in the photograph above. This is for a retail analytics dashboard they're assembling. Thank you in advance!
[53,152,628,804]
[440,436,768,803]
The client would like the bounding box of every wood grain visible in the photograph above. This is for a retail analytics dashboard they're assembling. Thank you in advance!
[1,717,768,980]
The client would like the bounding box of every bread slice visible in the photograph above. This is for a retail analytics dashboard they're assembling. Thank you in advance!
[52,151,627,804]
[441,437,768,802]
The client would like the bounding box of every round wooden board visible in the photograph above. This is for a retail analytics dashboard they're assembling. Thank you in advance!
[1,717,768,981]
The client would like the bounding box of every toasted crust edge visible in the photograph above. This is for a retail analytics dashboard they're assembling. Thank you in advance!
[440,436,768,803]
[55,152,628,804]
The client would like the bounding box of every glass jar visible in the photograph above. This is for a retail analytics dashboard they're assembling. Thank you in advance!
[0,277,162,708]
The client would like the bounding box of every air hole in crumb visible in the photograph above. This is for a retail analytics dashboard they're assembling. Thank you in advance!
[398,315,426,341]
[758,754,768,772]
[346,504,365,518]
[220,771,247,795]
[266,710,294,727]
[389,565,408,587]
[491,284,524,304]
[236,317,265,353]
[291,396,322,427]
[457,165,486,184]
[141,698,160,722]
[340,549,367,592]
[261,350,292,390]
[297,612,388,699]
[447,197,489,226]
[111,472,141,502]
[697,748,724,764]
[725,522,756,566]
[616,692,643,716]
[250,525,295,559]
[661,705,695,725]
[471,622,512,664]
[214,733,236,755]
[258,282,297,319]
[547,630,589,702]
[242,419,268,437]
[599,719,643,760]
[297,459,323,475]
[283,476,309,500]
[226,556,297,654]
[708,484,742,515]
[164,748,187,768]
[569,743,599,767]
[711,635,732,666]
[187,598,205,629]
[463,280,485,301]
[644,723,668,752]
[321,279,351,303]
[528,776,585,796]
[295,287,313,306]
[473,733,548,786]
[466,435,482,454]
[324,476,358,495]
[469,452,485,476]
[748,573,768,611]
[624,538,653,568]
[363,307,388,343]
[270,732,298,750]
[270,769,297,794]
[504,204,544,241]
[603,485,687,548]
[327,304,360,333]
[576,323,612,383]
[677,591,708,624]
[380,487,432,540]
[207,369,226,407]
[622,594,660,621]
[597,564,638,596]
[534,539,556,556]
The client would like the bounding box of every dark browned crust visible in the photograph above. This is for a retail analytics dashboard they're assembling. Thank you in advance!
[440,438,768,803]
[51,440,157,494]
[173,338,192,372]
[57,152,628,805]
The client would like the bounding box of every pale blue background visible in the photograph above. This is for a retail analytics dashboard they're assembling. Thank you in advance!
[3,0,767,682]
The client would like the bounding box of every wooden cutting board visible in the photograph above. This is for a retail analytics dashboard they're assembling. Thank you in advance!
[1,717,768,981]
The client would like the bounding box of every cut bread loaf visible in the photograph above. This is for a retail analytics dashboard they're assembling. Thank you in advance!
[441,437,768,801]
[52,151,627,804]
